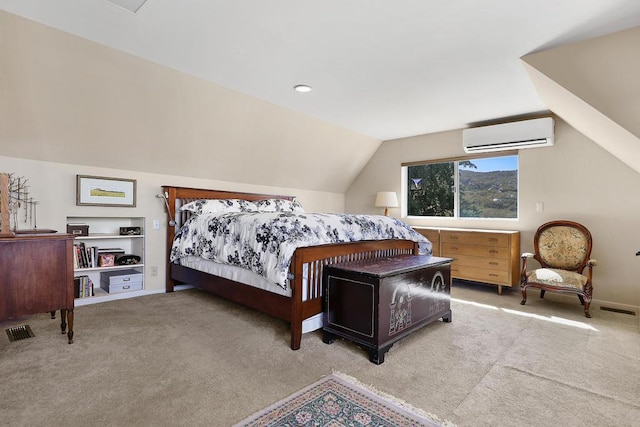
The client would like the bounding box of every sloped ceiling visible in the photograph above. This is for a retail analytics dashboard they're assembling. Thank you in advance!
[522,26,640,174]
[2,2,640,194]
[0,11,380,193]
[2,1,640,141]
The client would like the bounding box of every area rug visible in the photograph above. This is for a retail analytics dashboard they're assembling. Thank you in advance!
[234,372,450,426]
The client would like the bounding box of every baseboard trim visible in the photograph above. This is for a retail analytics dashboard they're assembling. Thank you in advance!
[530,290,640,315]
[75,289,165,307]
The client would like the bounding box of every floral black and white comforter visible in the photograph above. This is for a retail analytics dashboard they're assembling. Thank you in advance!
[170,212,431,289]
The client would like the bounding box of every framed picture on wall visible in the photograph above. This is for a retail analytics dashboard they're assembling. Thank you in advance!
[76,175,137,207]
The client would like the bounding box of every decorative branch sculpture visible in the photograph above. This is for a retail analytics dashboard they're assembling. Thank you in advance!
[0,172,40,236]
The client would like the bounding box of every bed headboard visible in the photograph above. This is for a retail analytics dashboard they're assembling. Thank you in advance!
[160,186,296,264]
[161,185,295,229]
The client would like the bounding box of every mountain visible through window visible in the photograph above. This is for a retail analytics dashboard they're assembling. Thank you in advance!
[406,155,518,219]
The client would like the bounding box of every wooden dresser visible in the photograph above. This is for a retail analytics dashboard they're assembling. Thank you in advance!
[414,227,520,294]
[0,233,75,343]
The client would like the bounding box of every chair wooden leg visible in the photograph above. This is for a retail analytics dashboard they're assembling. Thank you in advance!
[583,285,593,318]
[578,295,585,305]
[540,289,545,299]
[584,301,592,318]
[520,287,527,305]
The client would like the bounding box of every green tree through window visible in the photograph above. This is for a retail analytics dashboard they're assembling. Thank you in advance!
[406,155,518,219]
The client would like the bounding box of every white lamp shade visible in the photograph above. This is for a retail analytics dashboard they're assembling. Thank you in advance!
[375,192,399,208]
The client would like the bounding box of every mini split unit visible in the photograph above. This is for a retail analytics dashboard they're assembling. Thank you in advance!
[463,117,555,153]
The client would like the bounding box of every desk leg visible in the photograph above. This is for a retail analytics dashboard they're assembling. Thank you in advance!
[58,309,74,343]
[66,310,74,344]
[60,309,67,334]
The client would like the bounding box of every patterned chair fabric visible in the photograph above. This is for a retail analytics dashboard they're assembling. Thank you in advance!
[537,226,589,270]
[520,220,596,317]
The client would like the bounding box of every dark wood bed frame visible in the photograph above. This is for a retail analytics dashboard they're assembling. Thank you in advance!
[162,186,419,350]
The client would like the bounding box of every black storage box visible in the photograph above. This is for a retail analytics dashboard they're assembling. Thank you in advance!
[119,226,141,236]
[66,224,89,236]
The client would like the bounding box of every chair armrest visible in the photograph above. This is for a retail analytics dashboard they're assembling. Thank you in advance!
[587,259,597,267]
[520,253,534,281]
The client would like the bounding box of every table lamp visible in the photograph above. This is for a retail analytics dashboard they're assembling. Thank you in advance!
[375,191,398,216]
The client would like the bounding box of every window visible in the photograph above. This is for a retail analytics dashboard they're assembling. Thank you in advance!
[405,154,518,219]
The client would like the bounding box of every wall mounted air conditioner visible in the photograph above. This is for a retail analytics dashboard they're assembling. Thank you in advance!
[463,117,554,153]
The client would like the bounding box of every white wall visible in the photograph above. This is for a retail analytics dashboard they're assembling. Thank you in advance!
[346,117,640,311]
[0,155,344,293]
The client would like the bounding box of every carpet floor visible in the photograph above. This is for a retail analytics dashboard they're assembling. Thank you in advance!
[1,281,638,426]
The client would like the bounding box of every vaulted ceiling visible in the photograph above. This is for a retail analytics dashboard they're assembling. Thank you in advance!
[522,25,640,174]
[2,0,640,141]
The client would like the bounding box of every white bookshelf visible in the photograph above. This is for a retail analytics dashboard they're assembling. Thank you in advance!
[67,216,145,301]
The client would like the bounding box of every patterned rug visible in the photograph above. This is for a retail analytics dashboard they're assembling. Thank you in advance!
[234,372,449,426]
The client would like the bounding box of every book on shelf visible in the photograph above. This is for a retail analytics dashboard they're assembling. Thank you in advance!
[73,243,100,268]
[73,275,94,298]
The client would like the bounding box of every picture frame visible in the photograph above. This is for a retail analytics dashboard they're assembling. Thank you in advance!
[76,175,137,207]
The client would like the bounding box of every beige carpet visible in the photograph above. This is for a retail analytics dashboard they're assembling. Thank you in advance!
[1,282,638,426]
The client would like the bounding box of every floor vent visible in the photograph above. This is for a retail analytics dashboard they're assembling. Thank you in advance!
[5,325,35,342]
[599,306,636,316]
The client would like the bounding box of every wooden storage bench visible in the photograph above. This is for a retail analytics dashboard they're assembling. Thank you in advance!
[322,255,453,364]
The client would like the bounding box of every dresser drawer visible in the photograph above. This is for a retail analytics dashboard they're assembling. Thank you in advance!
[441,231,509,247]
[441,242,510,259]
[449,254,509,270]
[451,264,509,284]
[413,228,440,256]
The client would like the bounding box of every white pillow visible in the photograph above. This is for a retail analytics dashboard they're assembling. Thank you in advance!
[254,199,305,213]
[180,199,258,215]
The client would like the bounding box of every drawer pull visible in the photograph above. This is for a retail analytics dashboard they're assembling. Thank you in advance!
[489,250,498,254]
[488,238,498,242]
[123,285,130,290]
[123,277,130,282]
[489,262,499,265]
[450,236,458,240]
[450,246,459,251]
[489,274,499,277]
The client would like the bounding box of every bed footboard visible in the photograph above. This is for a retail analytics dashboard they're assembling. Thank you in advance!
[289,240,418,350]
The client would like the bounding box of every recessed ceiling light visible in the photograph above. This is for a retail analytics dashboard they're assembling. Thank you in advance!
[294,84,312,93]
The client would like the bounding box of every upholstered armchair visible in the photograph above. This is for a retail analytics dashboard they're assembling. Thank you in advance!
[520,220,597,317]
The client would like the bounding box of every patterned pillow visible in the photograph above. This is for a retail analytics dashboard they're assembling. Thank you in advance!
[180,199,258,215]
[254,199,305,213]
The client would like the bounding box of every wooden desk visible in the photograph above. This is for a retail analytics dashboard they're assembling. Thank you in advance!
[0,234,75,343]
[322,255,452,364]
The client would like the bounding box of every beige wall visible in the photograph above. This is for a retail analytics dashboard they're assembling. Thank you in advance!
[3,10,639,312]
[524,25,640,139]
[0,10,380,194]
[346,117,640,311]
[521,25,640,177]
[0,155,345,293]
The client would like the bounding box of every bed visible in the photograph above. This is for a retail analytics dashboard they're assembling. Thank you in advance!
[163,185,431,350]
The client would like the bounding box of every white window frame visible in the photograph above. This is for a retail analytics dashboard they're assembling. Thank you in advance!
[402,152,519,220]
